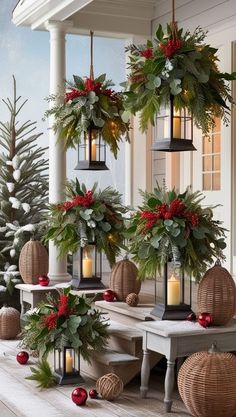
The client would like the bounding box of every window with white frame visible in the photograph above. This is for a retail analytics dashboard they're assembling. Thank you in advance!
[202,118,221,191]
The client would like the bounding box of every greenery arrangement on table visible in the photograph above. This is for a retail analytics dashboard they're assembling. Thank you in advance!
[123,22,236,133]
[44,73,130,158]
[44,179,127,266]
[21,287,109,360]
[126,186,226,281]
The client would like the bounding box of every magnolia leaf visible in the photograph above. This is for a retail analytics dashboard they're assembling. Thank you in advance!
[147,197,159,208]
[217,238,227,249]
[170,227,181,237]
[67,316,82,334]
[146,75,161,90]
[80,210,92,221]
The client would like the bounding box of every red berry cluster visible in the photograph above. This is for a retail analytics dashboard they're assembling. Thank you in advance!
[160,38,181,58]
[140,198,199,231]
[84,77,102,93]
[58,294,69,317]
[43,312,58,330]
[140,48,153,59]
[43,294,76,330]
[58,191,94,211]
[64,89,87,103]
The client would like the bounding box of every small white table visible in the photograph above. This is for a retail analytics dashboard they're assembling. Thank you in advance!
[15,283,70,314]
[137,319,236,413]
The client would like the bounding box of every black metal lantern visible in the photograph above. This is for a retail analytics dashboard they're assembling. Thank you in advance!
[152,95,196,152]
[74,128,109,171]
[151,262,193,320]
[71,242,105,290]
[54,347,83,385]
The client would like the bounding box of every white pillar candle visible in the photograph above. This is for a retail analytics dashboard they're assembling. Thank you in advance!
[82,252,93,278]
[173,112,181,138]
[167,274,181,305]
[65,352,73,373]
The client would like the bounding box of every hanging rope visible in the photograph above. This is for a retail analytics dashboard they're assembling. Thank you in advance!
[90,30,94,81]
[172,0,175,24]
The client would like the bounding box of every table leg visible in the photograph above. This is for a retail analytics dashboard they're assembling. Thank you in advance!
[164,359,175,412]
[140,349,150,398]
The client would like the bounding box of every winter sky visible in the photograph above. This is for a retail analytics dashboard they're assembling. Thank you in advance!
[0,1,126,194]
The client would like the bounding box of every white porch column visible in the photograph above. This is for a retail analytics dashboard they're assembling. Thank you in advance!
[125,35,152,208]
[45,21,71,282]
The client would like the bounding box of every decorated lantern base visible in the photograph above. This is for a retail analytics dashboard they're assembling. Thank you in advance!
[71,276,106,290]
[54,369,84,386]
[75,160,108,171]
[151,303,193,320]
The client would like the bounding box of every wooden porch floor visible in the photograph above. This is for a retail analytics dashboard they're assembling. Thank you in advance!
[0,339,190,417]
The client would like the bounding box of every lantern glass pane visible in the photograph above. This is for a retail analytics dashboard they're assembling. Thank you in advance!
[82,244,95,278]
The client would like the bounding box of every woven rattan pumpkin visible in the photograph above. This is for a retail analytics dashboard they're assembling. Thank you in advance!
[197,262,236,325]
[19,240,48,284]
[0,306,21,339]
[178,348,236,417]
[110,258,141,301]
[96,373,123,401]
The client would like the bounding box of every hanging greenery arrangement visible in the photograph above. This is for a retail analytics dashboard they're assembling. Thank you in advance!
[44,179,128,266]
[123,22,236,133]
[44,31,130,158]
[126,186,226,282]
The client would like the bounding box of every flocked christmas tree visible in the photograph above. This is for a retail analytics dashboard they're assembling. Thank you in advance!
[0,77,48,295]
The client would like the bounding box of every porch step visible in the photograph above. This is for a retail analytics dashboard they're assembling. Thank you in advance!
[95,300,154,326]
[80,348,140,385]
[107,320,143,356]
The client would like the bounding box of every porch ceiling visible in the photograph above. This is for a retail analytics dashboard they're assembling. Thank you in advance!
[12,0,236,38]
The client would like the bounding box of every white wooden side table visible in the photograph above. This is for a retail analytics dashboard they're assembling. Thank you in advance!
[136,319,236,413]
[15,283,70,315]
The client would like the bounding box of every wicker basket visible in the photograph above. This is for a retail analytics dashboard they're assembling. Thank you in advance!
[197,263,236,325]
[19,240,49,284]
[110,258,141,301]
[96,373,123,401]
[178,349,236,417]
[0,306,21,339]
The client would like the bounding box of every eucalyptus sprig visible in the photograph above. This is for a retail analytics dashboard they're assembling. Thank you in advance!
[127,186,226,281]
[44,179,128,266]
[123,24,236,133]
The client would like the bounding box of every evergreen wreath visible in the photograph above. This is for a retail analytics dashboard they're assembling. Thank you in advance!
[44,73,130,158]
[44,179,127,266]
[127,186,226,282]
[21,288,109,360]
[123,23,236,133]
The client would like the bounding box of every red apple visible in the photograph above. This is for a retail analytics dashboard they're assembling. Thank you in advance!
[198,312,213,328]
[16,351,29,365]
[103,289,116,302]
[38,275,50,286]
[89,388,98,399]
[71,387,88,406]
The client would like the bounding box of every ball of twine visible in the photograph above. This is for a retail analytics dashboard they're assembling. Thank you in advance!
[96,373,123,401]
[126,293,139,307]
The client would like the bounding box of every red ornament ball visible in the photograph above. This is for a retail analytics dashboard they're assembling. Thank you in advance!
[198,312,213,328]
[38,275,50,286]
[89,388,98,399]
[16,351,29,365]
[71,387,88,406]
[103,289,116,302]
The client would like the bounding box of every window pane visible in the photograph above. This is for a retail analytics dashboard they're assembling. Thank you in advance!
[203,173,211,190]
[213,118,221,134]
[213,155,220,171]
[203,156,212,172]
[213,135,221,153]
[212,173,221,190]
[203,136,212,154]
